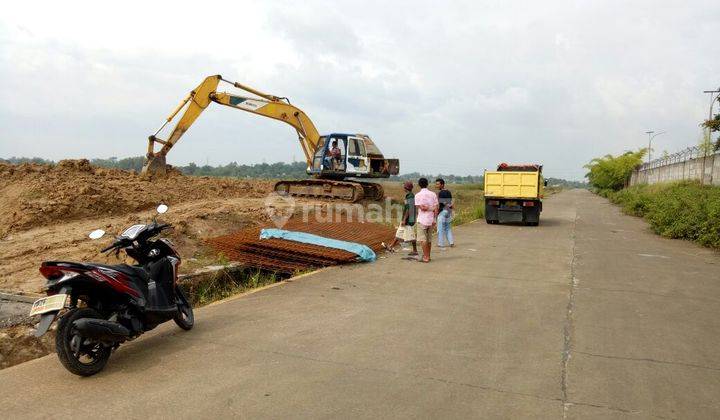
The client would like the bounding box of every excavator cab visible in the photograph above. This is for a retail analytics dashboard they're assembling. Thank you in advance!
[309,133,399,180]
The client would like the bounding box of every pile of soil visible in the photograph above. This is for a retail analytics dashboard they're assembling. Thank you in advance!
[0,160,273,236]
[0,323,55,370]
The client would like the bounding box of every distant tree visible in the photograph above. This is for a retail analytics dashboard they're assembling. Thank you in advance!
[184,162,198,175]
[698,132,715,156]
[0,155,587,187]
[90,156,145,172]
[544,178,588,188]
[702,96,720,151]
[584,149,646,191]
[0,156,55,165]
[390,172,484,184]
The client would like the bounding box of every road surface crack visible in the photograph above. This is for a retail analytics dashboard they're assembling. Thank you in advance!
[561,210,579,418]
[576,286,720,304]
[574,350,720,372]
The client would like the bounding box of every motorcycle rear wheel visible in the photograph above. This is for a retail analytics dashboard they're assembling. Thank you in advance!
[173,287,194,330]
[55,307,112,377]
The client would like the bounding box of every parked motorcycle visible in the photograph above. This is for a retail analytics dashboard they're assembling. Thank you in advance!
[30,204,194,376]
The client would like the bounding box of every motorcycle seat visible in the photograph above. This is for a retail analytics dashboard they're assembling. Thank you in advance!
[91,263,150,283]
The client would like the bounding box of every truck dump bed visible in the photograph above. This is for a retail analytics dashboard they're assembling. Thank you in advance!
[484,171,542,199]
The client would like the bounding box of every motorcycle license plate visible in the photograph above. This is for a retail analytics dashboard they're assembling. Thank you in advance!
[29,294,67,316]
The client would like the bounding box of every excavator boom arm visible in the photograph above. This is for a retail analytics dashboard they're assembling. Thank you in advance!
[210,91,320,163]
[142,75,321,175]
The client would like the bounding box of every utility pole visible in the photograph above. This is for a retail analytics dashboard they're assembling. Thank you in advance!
[645,130,666,163]
[703,88,720,124]
[701,88,720,185]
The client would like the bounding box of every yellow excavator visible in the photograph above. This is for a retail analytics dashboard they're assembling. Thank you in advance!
[141,75,399,201]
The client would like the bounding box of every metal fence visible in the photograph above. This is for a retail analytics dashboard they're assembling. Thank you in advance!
[637,146,718,171]
[630,145,720,186]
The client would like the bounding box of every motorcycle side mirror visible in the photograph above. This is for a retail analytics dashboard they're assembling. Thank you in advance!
[89,229,106,240]
[157,204,169,214]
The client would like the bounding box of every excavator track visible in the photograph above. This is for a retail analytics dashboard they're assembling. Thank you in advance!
[359,182,385,201]
[273,180,385,202]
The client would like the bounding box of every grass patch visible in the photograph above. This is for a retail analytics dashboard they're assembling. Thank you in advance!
[180,267,287,307]
[452,184,485,226]
[377,181,486,226]
[600,181,720,249]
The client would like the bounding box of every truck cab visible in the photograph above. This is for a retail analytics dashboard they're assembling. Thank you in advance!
[484,163,546,226]
[309,133,399,179]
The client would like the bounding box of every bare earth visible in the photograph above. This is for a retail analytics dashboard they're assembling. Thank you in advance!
[0,161,289,293]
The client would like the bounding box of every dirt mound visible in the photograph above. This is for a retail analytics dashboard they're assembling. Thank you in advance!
[0,322,55,370]
[0,160,274,236]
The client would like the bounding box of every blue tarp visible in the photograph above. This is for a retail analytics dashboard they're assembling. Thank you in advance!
[259,229,377,262]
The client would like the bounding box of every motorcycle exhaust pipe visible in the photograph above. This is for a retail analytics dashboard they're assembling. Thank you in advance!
[72,318,131,343]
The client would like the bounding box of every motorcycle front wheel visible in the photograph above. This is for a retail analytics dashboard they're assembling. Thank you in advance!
[173,287,194,330]
[55,307,112,377]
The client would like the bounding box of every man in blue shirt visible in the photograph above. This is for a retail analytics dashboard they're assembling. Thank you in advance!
[436,178,454,248]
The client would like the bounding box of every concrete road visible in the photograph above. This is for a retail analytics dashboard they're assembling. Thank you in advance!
[1,190,718,418]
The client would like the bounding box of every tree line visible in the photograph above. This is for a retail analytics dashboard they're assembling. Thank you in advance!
[1,155,586,186]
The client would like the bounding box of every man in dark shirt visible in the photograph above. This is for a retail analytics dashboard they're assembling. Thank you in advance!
[383,181,418,255]
[435,178,454,248]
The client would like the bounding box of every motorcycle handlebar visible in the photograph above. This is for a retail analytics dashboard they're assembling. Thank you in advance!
[101,237,130,253]
[101,243,119,253]
[99,223,172,253]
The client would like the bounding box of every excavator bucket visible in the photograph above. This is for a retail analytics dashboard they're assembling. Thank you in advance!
[140,155,168,177]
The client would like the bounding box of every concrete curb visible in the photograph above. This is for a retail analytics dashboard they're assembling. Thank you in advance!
[0,292,40,304]
[206,266,331,307]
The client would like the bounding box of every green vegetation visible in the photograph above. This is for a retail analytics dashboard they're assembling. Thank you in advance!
[702,96,720,151]
[545,177,587,189]
[180,161,308,178]
[601,182,720,249]
[391,172,484,184]
[587,149,720,249]
[584,149,646,191]
[3,156,584,189]
[181,267,284,307]
[90,156,146,172]
[0,156,308,179]
[451,183,485,226]
[0,157,54,165]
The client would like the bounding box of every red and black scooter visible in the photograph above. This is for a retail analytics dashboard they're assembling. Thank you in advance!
[30,204,194,376]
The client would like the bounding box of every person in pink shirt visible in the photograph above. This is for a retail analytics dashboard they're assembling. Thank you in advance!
[414,177,439,262]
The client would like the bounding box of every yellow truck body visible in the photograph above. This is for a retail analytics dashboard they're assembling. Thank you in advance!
[484,164,545,226]
[484,171,544,199]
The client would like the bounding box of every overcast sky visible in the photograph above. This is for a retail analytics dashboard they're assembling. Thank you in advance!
[1,0,718,180]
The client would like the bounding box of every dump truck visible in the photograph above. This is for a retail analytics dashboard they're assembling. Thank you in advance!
[483,163,546,226]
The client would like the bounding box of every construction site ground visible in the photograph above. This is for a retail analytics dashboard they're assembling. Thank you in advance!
[0,161,478,368]
[0,160,338,294]
[0,161,481,294]
[2,189,718,418]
